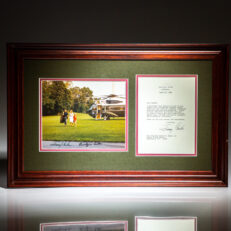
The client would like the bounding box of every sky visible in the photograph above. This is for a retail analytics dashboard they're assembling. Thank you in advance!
[70,80,126,97]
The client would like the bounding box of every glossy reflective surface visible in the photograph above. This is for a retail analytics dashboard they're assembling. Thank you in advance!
[0,187,230,231]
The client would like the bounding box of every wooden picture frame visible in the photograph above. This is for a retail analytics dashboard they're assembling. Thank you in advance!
[7,43,229,187]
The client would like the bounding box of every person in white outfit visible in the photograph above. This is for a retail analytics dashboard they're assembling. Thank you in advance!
[69,110,74,126]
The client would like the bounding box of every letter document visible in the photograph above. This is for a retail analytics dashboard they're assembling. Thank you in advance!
[137,75,197,156]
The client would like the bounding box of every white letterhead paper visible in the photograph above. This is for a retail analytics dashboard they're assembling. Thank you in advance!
[135,217,197,231]
[136,75,197,156]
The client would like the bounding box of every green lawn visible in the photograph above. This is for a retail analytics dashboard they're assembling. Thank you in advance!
[42,113,125,142]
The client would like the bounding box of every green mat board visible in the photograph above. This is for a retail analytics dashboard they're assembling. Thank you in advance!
[24,60,212,171]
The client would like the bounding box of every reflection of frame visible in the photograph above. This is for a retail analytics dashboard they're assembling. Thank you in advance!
[40,221,128,231]
[7,194,228,231]
[135,217,197,231]
[7,43,229,187]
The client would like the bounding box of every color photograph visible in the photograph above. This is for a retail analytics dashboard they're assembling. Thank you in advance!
[39,78,128,152]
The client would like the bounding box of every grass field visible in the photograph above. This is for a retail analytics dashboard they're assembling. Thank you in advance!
[42,113,125,142]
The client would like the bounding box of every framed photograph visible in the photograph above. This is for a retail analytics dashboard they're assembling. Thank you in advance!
[40,221,128,231]
[7,43,229,187]
[39,78,128,152]
[135,217,197,231]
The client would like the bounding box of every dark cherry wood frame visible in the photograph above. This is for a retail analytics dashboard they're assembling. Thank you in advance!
[7,43,229,187]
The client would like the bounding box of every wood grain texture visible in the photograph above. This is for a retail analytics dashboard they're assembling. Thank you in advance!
[7,43,229,187]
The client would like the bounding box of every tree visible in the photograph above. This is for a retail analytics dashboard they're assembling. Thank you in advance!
[70,87,81,112]
[42,81,94,115]
[70,86,93,113]
[50,81,72,114]
[42,81,55,115]
[42,81,72,115]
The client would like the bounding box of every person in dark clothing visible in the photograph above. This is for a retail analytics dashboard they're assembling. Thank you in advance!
[63,109,68,125]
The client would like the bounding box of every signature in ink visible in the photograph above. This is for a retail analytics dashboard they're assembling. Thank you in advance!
[53,228,71,231]
[52,141,71,147]
[79,142,101,147]
[175,122,184,130]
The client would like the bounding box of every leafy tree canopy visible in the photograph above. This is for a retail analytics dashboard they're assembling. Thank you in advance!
[42,81,94,115]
